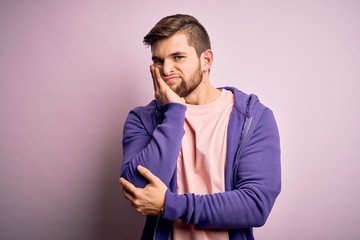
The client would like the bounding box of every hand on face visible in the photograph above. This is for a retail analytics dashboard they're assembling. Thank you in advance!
[150,65,185,105]
[119,165,167,216]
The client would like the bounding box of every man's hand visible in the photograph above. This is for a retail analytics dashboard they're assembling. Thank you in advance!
[119,165,167,216]
[150,65,185,105]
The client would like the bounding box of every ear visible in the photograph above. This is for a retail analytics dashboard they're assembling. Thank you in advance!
[201,49,213,72]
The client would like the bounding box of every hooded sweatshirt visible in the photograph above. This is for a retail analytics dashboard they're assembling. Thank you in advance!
[121,87,281,240]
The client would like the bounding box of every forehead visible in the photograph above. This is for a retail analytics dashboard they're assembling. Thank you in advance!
[151,32,196,57]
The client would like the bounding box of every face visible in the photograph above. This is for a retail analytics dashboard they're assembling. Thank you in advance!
[151,33,204,98]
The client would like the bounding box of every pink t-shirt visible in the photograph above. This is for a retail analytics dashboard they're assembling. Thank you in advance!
[172,89,234,240]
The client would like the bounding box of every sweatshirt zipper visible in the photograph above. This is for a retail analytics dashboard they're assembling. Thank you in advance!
[234,116,252,240]
[153,216,160,240]
[242,231,248,240]
[232,116,252,187]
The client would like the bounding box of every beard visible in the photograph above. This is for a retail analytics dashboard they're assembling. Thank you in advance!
[172,62,203,98]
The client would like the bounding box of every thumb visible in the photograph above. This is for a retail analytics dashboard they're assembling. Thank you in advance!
[137,165,159,183]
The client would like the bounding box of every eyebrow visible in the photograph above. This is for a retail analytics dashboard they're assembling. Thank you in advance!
[152,51,187,61]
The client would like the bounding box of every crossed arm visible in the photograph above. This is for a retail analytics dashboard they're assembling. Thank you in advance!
[119,64,182,216]
[120,114,281,227]
[119,65,281,227]
[119,165,167,216]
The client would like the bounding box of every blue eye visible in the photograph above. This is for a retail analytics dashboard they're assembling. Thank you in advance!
[174,56,184,60]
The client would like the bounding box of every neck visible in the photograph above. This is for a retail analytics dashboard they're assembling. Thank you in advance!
[184,81,221,105]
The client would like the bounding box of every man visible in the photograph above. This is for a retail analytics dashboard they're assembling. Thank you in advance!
[119,14,281,240]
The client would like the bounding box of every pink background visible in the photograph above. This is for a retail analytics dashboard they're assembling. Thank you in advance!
[1,1,359,239]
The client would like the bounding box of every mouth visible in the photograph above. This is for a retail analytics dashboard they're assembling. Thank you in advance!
[162,76,180,84]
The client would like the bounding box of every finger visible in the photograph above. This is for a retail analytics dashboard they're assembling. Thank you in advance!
[153,66,168,89]
[119,177,137,195]
[121,185,135,198]
[137,165,160,184]
[150,65,159,92]
[122,188,135,202]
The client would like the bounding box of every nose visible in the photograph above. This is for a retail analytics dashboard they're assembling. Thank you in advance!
[162,60,174,76]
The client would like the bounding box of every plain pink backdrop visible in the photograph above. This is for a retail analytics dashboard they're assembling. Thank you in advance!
[1,1,359,239]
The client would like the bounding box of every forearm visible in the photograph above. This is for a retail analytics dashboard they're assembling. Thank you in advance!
[163,180,280,228]
[121,103,186,187]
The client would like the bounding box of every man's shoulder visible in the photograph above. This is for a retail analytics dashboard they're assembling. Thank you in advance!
[125,100,159,131]
[125,100,158,126]
[130,99,158,113]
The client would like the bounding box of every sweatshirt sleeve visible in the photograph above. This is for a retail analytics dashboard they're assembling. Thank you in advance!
[162,108,281,228]
[121,102,186,188]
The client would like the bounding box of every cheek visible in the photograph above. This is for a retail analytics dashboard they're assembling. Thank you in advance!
[182,61,200,74]
[176,64,191,75]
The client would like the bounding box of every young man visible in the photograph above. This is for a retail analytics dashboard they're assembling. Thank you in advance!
[119,14,281,240]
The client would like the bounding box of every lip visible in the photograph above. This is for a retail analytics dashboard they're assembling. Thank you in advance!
[162,76,179,82]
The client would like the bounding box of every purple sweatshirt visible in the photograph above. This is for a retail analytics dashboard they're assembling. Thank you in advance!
[121,87,281,240]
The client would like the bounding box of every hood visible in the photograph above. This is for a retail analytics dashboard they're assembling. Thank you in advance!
[218,86,259,117]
